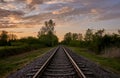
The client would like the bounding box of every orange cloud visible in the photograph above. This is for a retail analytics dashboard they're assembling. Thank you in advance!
[45,0,74,4]
[52,7,74,15]
[0,4,16,10]
[91,9,98,14]
[8,15,21,23]
[89,8,102,15]
[26,0,32,4]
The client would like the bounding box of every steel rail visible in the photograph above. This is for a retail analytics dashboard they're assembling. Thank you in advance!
[32,46,59,78]
[32,46,86,78]
[63,47,86,78]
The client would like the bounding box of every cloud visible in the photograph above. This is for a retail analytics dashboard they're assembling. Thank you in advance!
[97,12,120,21]
[0,9,36,28]
[90,9,99,14]
[0,24,16,28]
[1,0,15,2]
[0,0,5,3]
[52,7,74,14]
[6,15,21,22]
[25,0,43,10]
[0,4,15,10]
[0,8,25,28]
[8,31,24,33]
[45,0,74,4]
[26,0,32,4]
[0,0,120,29]
[0,8,24,17]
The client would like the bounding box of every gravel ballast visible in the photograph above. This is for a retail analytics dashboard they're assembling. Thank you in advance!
[7,47,120,78]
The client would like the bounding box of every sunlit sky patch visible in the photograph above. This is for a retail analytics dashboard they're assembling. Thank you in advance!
[0,0,120,40]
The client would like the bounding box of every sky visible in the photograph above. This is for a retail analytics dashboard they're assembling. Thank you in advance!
[0,0,120,41]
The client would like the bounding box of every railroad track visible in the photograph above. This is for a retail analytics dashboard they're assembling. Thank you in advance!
[26,46,95,78]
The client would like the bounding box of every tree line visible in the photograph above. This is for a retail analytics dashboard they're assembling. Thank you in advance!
[61,29,120,54]
[0,31,17,46]
[0,19,58,47]
[0,19,58,57]
[1,19,120,56]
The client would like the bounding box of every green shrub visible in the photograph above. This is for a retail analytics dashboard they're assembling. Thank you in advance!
[0,44,43,58]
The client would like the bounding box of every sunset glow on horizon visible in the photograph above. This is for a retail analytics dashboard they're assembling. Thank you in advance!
[0,0,120,41]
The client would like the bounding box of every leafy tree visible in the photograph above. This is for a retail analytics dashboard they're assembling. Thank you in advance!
[38,19,58,47]
[84,29,93,41]
[63,32,72,44]
[38,19,55,38]
[118,29,120,35]
[72,33,78,41]
[95,29,104,37]
[91,29,105,53]
[62,32,84,46]
[8,34,17,41]
[0,30,8,46]
[78,33,83,41]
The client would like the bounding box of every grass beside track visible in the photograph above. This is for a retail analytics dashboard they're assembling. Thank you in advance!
[0,47,51,78]
[70,47,120,74]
